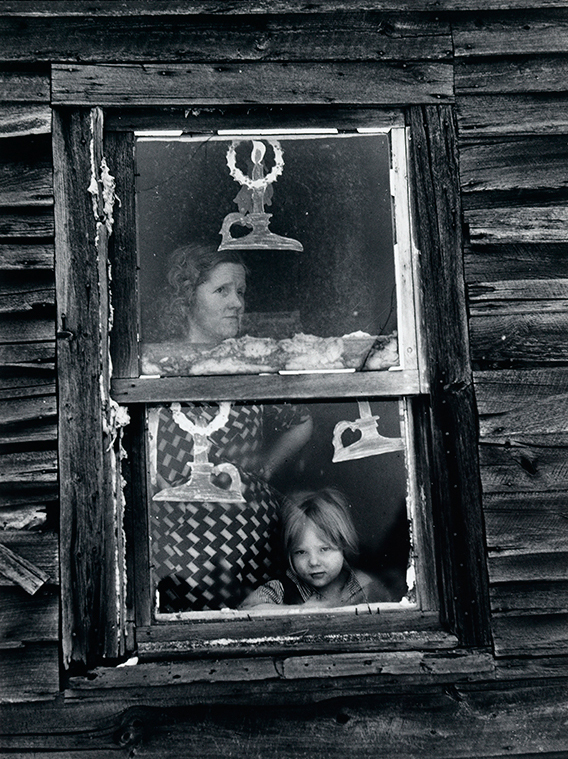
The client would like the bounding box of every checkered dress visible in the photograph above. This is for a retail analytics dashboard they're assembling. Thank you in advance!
[150,402,310,612]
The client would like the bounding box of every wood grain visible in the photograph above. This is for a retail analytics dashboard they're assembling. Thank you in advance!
[457,93,568,136]
[479,437,568,493]
[0,244,53,271]
[3,1,568,13]
[54,108,127,668]
[408,105,491,647]
[111,370,421,404]
[0,209,54,238]
[0,586,57,642]
[466,205,568,244]
[492,612,568,656]
[0,68,49,102]
[465,243,568,282]
[459,135,568,193]
[453,8,568,56]
[51,62,454,106]
[0,532,58,586]
[0,643,59,702]
[456,54,568,94]
[0,14,452,63]
[0,544,49,595]
[0,104,51,138]
[0,138,53,206]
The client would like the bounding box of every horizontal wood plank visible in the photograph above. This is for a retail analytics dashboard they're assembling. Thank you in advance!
[62,679,568,759]
[474,368,568,436]
[479,437,568,493]
[0,586,58,643]
[138,610,453,660]
[470,309,568,365]
[0,149,52,206]
[488,549,568,583]
[0,450,57,485]
[0,209,54,238]
[484,508,568,553]
[465,205,568,244]
[0,394,56,425]
[280,649,494,680]
[464,242,568,282]
[457,93,568,136]
[67,650,494,694]
[0,14,452,63]
[0,243,53,271]
[0,643,59,702]
[0,315,54,343]
[459,136,568,193]
[0,104,51,138]
[0,504,49,529]
[0,285,54,315]
[482,489,568,510]
[3,1,568,13]
[490,579,568,613]
[492,612,568,656]
[456,55,568,94]
[106,106,404,133]
[0,68,49,102]
[51,62,454,106]
[0,341,55,365]
[453,9,568,56]
[468,278,568,301]
[112,369,421,403]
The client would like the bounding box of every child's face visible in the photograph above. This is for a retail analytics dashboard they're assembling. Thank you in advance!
[290,520,345,592]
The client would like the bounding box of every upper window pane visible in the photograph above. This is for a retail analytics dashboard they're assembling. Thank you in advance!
[136,131,406,377]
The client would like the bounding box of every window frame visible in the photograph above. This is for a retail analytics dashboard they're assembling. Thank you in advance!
[54,102,491,672]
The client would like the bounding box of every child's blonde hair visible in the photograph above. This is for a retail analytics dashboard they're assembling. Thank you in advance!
[281,487,359,561]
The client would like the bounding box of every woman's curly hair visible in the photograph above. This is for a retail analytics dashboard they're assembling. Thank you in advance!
[158,242,246,339]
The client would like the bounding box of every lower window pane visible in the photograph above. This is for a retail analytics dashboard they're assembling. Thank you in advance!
[147,398,411,614]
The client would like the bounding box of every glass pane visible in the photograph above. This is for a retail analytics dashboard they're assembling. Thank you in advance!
[136,132,402,377]
[147,398,410,614]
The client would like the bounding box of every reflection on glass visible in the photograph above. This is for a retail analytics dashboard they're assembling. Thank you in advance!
[147,399,410,613]
[136,133,399,377]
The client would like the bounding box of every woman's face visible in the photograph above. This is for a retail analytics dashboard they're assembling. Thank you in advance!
[187,262,246,344]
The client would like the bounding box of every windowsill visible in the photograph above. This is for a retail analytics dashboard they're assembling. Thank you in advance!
[135,607,455,661]
[154,599,416,623]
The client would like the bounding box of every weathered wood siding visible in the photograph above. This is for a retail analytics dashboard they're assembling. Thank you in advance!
[0,2,567,755]
[0,63,60,703]
[455,8,568,659]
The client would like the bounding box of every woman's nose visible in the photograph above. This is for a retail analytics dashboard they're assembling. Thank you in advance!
[308,554,320,566]
[228,289,243,309]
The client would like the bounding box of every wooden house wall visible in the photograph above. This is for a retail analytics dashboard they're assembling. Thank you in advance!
[0,3,567,754]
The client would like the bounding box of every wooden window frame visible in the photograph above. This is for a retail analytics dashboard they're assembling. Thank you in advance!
[54,79,491,673]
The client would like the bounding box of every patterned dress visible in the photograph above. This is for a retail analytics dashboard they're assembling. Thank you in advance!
[149,401,311,612]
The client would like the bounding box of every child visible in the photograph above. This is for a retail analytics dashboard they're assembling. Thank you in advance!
[240,487,393,609]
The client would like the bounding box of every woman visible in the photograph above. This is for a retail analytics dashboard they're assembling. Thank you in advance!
[149,242,313,612]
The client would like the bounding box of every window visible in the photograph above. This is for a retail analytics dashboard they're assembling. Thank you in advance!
[55,103,491,670]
